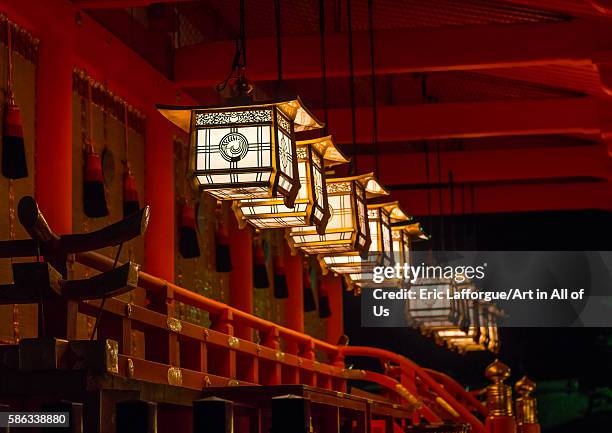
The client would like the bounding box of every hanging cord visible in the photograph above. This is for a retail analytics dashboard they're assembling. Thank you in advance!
[347,0,357,174]
[368,0,379,175]
[424,140,433,236]
[274,0,283,83]
[87,80,95,154]
[449,170,455,251]
[217,0,248,93]
[471,184,477,250]
[462,182,468,251]
[124,103,130,164]
[319,0,329,134]
[436,141,445,250]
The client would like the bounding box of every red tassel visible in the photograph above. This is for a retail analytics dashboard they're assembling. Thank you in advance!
[122,167,140,217]
[179,202,200,258]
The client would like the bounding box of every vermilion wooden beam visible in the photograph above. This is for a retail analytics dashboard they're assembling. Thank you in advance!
[72,0,192,8]
[353,145,611,186]
[390,180,612,215]
[323,98,603,143]
[174,20,609,87]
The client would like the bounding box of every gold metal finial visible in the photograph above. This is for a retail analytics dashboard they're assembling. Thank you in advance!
[485,359,511,383]
[485,359,513,417]
[515,375,536,396]
[515,376,538,426]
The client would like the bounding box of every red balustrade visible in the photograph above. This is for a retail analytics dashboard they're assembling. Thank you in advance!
[75,251,484,431]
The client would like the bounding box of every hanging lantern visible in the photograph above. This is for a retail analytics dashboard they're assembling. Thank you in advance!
[404,278,457,330]
[435,301,501,353]
[232,136,348,234]
[288,173,388,258]
[342,220,426,290]
[157,97,323,206]
[320,201,410,275]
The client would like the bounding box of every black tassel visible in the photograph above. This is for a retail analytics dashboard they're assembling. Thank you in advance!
[83,150,109,218]
[179,202,200,258]
[215,217,232,272]
[318,279,331,318]
[253,238,269,288]
[273,254,288,299]
[303,265,317,312]
[2,101,28,179]
[122,167,140,217]
[2,26,27,180]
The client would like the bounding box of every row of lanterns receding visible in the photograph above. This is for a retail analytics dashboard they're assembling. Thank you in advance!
[158,96,498,353]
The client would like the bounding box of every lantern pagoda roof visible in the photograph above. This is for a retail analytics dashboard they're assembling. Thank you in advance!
[297,135,349,167]
[328,172,390,198]
[393,221,430,241]
[156,95,323,133]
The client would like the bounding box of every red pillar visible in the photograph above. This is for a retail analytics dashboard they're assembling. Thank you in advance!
[324,275,344,344]
[228,213,253,340]
[5,0,75,234]
[285,248,304,356]
[285,250,304,333]
[144,112,175,282]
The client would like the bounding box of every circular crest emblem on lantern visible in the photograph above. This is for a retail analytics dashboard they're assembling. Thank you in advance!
[219,132,249,162]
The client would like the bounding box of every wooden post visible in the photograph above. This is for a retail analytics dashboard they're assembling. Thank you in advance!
[323,275,344,344]
[285,249,304,355]
[228,214,253,341]
[271,395,311,433]
[116,400,157,433]
[193,397,234,433]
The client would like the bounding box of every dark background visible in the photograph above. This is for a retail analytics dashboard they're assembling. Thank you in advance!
[344,210,612,432]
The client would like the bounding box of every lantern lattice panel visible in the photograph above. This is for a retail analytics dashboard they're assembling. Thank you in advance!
[232,136,347,234]
[321,201,409,275]
[288,173,388,257]
[157,97,323,205]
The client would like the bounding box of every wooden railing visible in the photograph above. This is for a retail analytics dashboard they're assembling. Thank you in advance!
[74,251,484,430]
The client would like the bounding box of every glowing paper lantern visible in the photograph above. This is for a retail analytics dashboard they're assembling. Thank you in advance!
[232,136,347,233]
[288,173,388,257]
[157,97,323,205]
[321,201,410,275]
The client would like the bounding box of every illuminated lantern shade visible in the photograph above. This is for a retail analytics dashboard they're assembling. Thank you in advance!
[404,277,467,331]
[321,201,409,275]
[232,136,348,234]
[157,97,323,205]
[436,301,501,354]
[343,221,428,289]
[288,173,388,257]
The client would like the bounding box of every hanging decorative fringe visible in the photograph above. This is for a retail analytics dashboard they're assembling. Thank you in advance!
[253,236,269,289]
[122,103,140,217]
[273,252,288,299]
[178,200,200,258]
[83,81,109,217]
[2,22,27,180]
[122,166,139,217]
[303,262,317,312]
[214,205,232,272]
[318,278,331,318]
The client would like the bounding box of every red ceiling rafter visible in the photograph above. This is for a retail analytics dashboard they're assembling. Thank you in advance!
[175,19,610,87]
[72,0,193,9]
[323,97,605,143]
